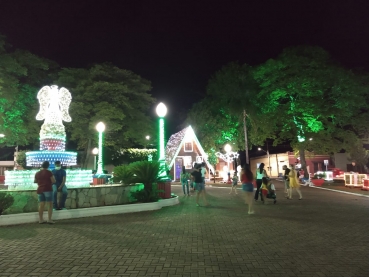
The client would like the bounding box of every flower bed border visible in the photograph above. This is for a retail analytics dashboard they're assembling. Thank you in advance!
[0,195,179,226]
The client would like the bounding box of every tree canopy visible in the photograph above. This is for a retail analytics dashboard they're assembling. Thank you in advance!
[253,46,369,174]
[0,35,57,147]
[56,63,156,167]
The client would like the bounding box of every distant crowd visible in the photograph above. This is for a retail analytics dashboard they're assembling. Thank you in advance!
[180,162,303,215]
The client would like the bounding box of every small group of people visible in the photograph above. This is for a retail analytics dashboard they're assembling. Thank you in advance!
[34,160,68,224]
[282,164,303,200]
[180,163,208,206]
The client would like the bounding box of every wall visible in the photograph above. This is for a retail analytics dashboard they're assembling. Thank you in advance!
[250,153,288,177]
[2,184,144,215]
[250,152,332,177]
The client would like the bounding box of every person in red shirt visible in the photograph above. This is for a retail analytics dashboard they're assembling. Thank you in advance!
[34,161,56,224]
[241,165,255,215]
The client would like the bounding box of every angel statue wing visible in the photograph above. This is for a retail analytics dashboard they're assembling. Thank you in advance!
[58,87,72,122]
[36,86,52,121]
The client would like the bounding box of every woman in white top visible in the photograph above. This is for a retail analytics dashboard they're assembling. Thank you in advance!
[254,163,268,201]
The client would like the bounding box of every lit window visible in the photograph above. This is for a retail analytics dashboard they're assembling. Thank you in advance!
[184,142,193,152]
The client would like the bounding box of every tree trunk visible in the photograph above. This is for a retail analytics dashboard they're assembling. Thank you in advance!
[243,110,249,165]
[298,144,309,178]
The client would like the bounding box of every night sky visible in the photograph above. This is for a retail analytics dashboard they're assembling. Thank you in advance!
[1,0,369,135]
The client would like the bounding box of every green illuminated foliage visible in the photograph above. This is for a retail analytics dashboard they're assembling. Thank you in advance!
[186,62,260,152]
[0,35,57,146]
[254,46,368,176]
[0,193,14,215]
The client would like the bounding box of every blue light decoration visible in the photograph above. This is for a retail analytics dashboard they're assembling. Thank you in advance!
[26,151,77,168]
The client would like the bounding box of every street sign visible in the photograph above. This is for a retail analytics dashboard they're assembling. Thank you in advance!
[324,160,329,165]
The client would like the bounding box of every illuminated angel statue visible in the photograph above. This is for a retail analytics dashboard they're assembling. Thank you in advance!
[36,85,72,139]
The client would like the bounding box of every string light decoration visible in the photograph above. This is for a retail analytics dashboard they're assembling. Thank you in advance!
[165,126,215,174]
[26,85,77,168]
[5,169,92,190]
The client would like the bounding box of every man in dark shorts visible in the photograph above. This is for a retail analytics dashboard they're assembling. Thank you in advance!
[191,165,209,207]
[283,165,290,198]
[34,161,56,224]
[52,161,68,210]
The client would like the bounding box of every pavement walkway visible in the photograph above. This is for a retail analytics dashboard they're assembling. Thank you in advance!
[0,181,368,277]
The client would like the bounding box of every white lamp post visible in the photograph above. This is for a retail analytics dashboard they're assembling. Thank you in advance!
[92,147,99,171]
[215,144,239,183]
[156,102,168,178]
[224,144,232,179]
[96,122,105,175]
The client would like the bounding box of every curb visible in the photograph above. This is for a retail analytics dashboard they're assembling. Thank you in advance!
[310,186,369,198]
[0,195,179,226]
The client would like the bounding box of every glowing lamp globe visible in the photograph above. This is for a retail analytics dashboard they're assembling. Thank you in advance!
[156,102,167,118]
[224,144,232,153]
[96,122,105,132]
[92,147,99,155]
[0,134,5,138]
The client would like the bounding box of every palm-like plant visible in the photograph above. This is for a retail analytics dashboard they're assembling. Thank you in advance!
[130,161,166,192]
[0,193,14,215]
[112,164,134,185]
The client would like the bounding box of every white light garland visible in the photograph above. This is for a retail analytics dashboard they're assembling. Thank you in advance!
[36,85,72,151]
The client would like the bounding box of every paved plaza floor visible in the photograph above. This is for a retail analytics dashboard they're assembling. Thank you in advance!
[1,181,368,277]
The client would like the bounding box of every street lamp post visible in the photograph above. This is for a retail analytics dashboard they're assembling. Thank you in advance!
[258,147,271,176]
[224,144,232,182]
[96,122,105,175]
[92,147,99,172]
[156,102,169,179]
[216,144,239,184]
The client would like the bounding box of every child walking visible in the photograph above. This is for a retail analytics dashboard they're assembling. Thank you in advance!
[180,166,190,196]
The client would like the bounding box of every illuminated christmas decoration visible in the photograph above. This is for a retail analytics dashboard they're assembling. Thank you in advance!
[165,125,215,174]
[95,122,105,175]
[26,85,77,168]
[5,169,92,190]
[216,144,239,182]
[156,102,168,178]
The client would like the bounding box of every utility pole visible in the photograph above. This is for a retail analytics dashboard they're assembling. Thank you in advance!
[243,110,249,165]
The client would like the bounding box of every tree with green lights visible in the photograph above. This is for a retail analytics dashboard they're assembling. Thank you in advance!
[186,62,261,164]
[0,35,57,147]
[253,46,368,177]
[56,63,156,168]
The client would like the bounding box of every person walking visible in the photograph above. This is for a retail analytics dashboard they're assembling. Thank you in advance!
[200,162,207,186]
[288,165,303,200]
[52,161,68,210]
[241,165,255,214]
[180,166,190,196]
[282,165,290,198]
[191,165,209,206]
[229,173,238,194]
[34,161,56,224]
[255,163,267,201]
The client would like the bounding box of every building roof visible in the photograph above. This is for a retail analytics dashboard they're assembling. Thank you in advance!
[165,126,215,173]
